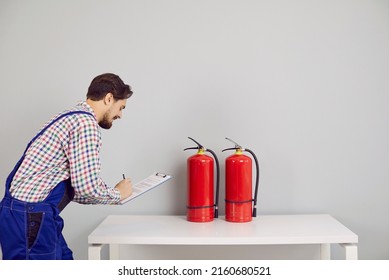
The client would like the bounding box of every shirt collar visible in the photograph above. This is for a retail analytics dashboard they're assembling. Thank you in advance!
[77,101,98,121]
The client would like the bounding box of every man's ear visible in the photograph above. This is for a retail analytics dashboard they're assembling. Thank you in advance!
[104,93,114,105]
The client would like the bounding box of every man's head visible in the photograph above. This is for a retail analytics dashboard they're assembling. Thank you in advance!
[86,73,133,129]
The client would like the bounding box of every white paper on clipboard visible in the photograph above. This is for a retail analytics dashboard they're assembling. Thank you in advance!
[120,172,172,204]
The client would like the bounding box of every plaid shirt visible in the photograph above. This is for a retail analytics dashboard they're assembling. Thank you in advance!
[9,101,121,204]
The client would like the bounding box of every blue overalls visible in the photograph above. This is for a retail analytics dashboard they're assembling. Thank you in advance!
[0,111,93,260]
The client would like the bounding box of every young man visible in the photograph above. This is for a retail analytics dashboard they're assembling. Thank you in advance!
[0,73,133,259]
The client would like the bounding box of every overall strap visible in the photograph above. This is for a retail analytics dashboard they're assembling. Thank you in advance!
[23,111,95,155]
[4,111,95,195]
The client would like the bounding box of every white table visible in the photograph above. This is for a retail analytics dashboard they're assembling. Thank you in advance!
[88,214,358,260]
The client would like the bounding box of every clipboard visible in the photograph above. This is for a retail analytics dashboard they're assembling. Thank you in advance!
[120,172,172,204]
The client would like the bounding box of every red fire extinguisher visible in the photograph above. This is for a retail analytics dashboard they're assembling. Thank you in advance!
[184,137,220,222]
[222,138,260,222]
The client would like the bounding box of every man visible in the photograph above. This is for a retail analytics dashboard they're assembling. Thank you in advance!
[0,73,133,259]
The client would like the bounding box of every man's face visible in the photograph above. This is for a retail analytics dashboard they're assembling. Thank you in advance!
[99,98,127,129]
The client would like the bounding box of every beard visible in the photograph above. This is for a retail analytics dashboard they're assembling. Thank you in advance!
[98,111,113,129]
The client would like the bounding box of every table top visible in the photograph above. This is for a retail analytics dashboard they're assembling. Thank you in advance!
[88,214,358,245]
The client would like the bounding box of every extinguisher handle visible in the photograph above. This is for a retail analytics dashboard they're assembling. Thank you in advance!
[185,137,205,150]
[221,147,237,152]
[188,137,203,148]
[183,147,200,151]
[244,148,260,218]
[185,137,206,152]
[206,148,220,219]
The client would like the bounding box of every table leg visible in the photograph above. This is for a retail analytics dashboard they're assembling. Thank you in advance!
[88,244,104,260]
[109,244,120,260]
[320,243,331,260]
[340,243,358,260]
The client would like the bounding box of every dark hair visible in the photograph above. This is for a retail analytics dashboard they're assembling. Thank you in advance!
[87,73,133,101]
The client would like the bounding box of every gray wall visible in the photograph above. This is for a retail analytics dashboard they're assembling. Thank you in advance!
[1,0,388,260]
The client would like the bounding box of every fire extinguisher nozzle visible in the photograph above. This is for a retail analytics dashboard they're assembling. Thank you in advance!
[252,207,257,217]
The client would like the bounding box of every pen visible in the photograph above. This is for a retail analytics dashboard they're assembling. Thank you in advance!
[122,174,125,180]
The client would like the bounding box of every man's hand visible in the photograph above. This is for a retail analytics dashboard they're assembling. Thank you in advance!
[115,178,133,200]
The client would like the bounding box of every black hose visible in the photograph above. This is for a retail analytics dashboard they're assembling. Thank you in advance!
[245,148,260,217]
[206,148,220,219]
